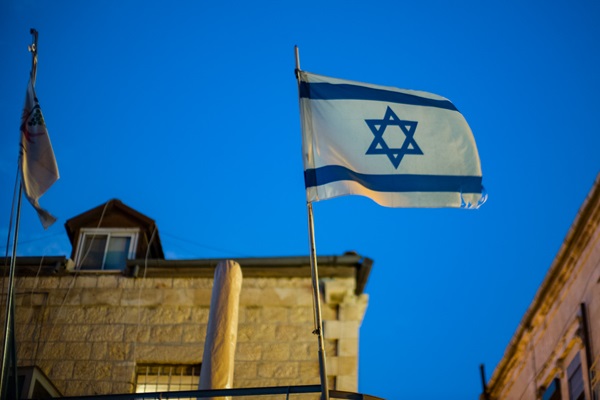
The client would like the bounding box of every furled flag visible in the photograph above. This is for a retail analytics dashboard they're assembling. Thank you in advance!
[298,71,485,208]
[20,76,59,228]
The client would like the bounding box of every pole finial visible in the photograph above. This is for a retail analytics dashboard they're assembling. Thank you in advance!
[28,29,38,54]
[28,29,39,82]
[294,45,301,79]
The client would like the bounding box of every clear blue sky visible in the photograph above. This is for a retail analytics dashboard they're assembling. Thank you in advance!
[1,1,599,399]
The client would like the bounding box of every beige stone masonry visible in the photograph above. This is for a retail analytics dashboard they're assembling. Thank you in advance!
[13,271,368,396]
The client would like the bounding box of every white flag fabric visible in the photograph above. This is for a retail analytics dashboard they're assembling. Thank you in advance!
[20,78,59,228]
[298,71,485,208]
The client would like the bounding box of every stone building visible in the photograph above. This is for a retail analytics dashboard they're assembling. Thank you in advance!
[484,175,600,400]
[5,199,373,398]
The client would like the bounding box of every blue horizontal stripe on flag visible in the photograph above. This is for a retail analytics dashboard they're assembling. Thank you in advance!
[299,81,458,112]
[305,165,483,193]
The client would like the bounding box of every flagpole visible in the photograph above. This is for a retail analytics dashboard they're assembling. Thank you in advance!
[0,185,23,399]
[295,45,330,400]
[306,203,330,400]
[1,29,41,398]
[0,92,22,400]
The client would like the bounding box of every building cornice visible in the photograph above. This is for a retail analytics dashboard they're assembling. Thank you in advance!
[7,253,373,295]
[488,173,600,395]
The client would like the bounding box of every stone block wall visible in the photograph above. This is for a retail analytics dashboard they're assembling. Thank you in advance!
[12,273,368,397]
[486,177,600,400]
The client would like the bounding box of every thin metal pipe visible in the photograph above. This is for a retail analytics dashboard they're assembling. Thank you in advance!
[307,203,330,400]
[1,28,39,399]
[57,384,386,399]
[296,45,329,400]
[3,166,20,262]
[479,364,489,400]
[0,184,23,399]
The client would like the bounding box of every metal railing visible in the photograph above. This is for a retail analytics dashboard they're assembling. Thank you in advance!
[60,384,385,400]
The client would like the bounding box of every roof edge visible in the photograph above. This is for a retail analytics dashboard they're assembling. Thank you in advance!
[487,173,600,393]
[9,253,373,295]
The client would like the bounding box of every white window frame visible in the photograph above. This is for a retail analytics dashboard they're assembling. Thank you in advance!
[75,228,139,270]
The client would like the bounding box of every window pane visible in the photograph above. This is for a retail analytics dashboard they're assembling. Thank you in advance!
[79,235,108,270]
[136,364,201,400]
[543,378,562,400]
[104,236,131,270]
[568,354,585,400]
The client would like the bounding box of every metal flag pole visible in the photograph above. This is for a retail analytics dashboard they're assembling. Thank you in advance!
[294,45,330,400]
[0,184,23,400]
[0,29,39,399]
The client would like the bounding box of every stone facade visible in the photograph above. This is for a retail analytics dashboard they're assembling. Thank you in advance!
[12,271,368,397]
[485,175,600,400]
[4,200,372,398]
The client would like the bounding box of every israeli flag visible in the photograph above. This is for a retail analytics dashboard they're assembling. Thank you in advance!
[298,71,485,209]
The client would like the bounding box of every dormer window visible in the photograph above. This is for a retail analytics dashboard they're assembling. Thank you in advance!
[75,228,139,270]
[66,199,164,266]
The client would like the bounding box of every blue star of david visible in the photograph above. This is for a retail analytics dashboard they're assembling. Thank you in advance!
[365,106,423,169]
